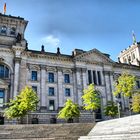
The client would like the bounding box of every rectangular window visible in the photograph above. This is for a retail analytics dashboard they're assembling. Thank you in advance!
[49,87,55,96]
[93,71,97,85]
[65,88,70,96]
[136,81,140,88]
[49,100,55,111]
[49,73,54,83]
[88,70,92,84]
[97,71,102,85]
[64,74,70,83]
[0,90,4,107]
[32,86,37,93]
[31,71,37,81]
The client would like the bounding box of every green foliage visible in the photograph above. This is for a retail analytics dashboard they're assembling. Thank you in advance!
[57,99,80,120]
[82,84,100,112]
[113,72,136,97]
[131,92,140,113]
[104,101,118,117]
[4,86,39,119]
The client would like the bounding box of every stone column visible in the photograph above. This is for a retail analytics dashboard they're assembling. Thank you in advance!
[4,88,8,104]
[82,68,87,90]
[104,71,112,102]
[109,72,115,101]
[13,58,21,98]
[76,68,82,106]
[72,68,77,103]
[40,65,46,107]
[57,67,63,107]
[10,73,14,99]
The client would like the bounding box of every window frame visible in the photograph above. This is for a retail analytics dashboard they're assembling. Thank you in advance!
[49,100,55,111]
[65,88,71,96]
[0,64,9,79]
[48,72,54,83]
[48,87,55,96]
[64,74,70,83]
[0,89,4,107]
[1,26,7,34]
[31,71,38,81]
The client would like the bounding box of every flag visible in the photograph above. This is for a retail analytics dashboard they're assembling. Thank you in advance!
[3,3,6,14]
[132,31,136,44]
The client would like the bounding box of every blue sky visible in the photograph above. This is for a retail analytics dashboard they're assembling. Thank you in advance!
[1,0,140,61]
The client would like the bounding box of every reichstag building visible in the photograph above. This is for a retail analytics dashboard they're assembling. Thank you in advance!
[0,13,140,124]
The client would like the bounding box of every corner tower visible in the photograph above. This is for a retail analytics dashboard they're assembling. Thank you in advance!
[0,13,28,47]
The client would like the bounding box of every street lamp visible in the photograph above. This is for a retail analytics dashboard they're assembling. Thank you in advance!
[116,98,121,118]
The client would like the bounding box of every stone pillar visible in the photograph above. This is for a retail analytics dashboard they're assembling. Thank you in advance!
[57,68,63,107]
[82,68,87,90]
[109,72,115,101]
[4,88,8,104]
[13,58,21,98]
[40,65,46,107]
[76,68,82,106]
[72,68,77,103]
[104,71,112,102]
[10,73,14,99]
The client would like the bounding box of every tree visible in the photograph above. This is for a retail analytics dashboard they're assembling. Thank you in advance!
[82,84,100,120]
[4,86,39,121]
[57,99,80,122]
[113,72,136,97]
[104,101,118,118]
[131,92,140,113]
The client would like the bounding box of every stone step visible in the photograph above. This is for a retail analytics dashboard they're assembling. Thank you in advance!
[79,133,140,140]
[0,123,94,139]
[79,114,140,140]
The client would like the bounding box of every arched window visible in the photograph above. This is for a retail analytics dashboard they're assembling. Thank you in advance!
[1,26,7,34]
[10,27,16,35]
[132,53,135,60]
[0,64,9,78]
[128,56,131,62]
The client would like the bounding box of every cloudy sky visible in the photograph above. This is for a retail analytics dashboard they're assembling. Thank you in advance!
[1,0,140,60]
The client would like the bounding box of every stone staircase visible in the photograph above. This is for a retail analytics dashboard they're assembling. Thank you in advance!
[0,123,94,140]
[79,114,140,140]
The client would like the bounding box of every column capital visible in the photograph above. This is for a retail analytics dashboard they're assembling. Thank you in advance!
[40,65,46,70]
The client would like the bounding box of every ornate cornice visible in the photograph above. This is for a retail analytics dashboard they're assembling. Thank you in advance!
[0,48,13,54]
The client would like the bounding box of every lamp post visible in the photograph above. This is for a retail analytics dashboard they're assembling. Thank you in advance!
[116,98,121,118]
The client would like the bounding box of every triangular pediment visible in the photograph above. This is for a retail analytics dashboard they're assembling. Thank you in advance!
[74,49,114,64]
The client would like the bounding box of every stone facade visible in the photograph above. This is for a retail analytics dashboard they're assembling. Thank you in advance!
[118,42,140,66]
[0,14,140,124]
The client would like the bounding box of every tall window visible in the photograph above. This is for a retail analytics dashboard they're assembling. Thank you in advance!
[49,73,54,83]
[0,65,9,78]
[1,26,7,34]
[65,88,70,96]
[97,71,102,85]
[64,74,70,83]
[88,70,92,84]
[49,100,55,111]
[0,90,4,107]
[10,27,16,35]
[93,71,97,85]
[31,71,37,81]
[48,87,54,96]
[32,86,37,93]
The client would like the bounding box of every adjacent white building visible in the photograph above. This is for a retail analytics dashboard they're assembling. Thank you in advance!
[0,14,140,123]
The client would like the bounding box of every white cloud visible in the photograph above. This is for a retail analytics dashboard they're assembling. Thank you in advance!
[42,35,60,48]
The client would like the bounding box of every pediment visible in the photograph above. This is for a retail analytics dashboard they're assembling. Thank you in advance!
[74,49,114,64]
